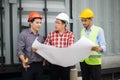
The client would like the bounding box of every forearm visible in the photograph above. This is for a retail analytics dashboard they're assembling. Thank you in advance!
[68,33,74,46]
[91,46,103,52]
[19,54,26,63]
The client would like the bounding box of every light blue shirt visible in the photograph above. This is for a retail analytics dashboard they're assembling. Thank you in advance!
[84,25,106,53]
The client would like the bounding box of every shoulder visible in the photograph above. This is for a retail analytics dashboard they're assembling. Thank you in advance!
[66,29,73,34]
[18,29,30,40]
[37,34,44,43]
[39,34,43,38]
[38,34,44,40]
[51,30,57,34]
[19,29,29,36]
[94,25,104,35]
[48,30,57,36]
[94,25,104,32]
[94,25,103,30]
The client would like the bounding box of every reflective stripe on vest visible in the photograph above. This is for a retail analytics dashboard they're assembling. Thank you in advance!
[89,55,101,58]
[80,25,102,65]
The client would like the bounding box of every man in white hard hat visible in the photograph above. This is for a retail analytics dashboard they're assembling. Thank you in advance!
[45,13,74,80]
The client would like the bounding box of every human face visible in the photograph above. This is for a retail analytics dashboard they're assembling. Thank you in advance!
[81,18,92,30]
[30,18,42,32]
[55,19,65,32]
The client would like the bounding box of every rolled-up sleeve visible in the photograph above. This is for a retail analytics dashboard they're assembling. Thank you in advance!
[44,34,51,45]
[68,32,74,46]
[17,33,25,57]
[97,28,106,53]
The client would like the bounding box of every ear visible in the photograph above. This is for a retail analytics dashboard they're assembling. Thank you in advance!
[90,18,93,21]
[62,23,66,27]
[29,22,33,25]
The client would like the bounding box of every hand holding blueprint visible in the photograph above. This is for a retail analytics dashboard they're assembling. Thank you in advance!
[32,36,95,67]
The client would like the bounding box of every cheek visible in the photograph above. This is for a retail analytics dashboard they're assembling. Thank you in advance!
[35,23,39,26]
[55,26,59,30]
[83,21,88,25]
[34,24,40,30]
[55,24,59,28]
[82,21,86,25]
[36,25,41,29]
[58,25,61,29]
[35,23,41,27]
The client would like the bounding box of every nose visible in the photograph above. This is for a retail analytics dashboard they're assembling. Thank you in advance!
[38,23,42,26]
[82,21,86,25]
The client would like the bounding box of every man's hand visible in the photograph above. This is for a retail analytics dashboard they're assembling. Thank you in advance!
[43,60,46,66]
[23,58,30,69]
[91,46,103,52]
[32,48,38,52]
[43,60,49,66]
[22,61,30,69]
[19,55,30,69]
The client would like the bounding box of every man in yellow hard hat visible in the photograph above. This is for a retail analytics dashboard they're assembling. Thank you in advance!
[17,12,44,80]
[79,8,106,80]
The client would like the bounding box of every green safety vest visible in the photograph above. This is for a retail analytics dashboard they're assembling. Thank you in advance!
[80,26,102,65]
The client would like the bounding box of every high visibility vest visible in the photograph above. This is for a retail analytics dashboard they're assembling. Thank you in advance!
[80,26,102,65]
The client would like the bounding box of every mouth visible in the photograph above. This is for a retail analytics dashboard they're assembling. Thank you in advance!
[55,26,57,29]
[83,24,86,26]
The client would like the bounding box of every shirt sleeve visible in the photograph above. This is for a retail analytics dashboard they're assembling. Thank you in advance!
[37,35,44,44]
[68,32,75,46]
[17,33,25,57]
[44,33,51,45]
[97,28,106,53]
[42,36,44,43]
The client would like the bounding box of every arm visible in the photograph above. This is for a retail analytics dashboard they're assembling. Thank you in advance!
[44,33,51,45]
[68,32,75,46]
[92,28,106,53]
[19,54,30,68]
[17,33,30,68]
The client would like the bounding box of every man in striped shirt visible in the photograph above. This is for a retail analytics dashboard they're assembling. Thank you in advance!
[45,13,74,80]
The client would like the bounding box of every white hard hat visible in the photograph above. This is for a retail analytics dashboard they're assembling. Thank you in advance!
[56,13,69,24]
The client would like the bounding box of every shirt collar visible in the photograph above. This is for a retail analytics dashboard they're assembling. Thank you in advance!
[84,24,94,31]
[28,28,39,36]
[55,29,69,34]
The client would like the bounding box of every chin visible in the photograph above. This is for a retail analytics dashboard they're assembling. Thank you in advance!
[36,29,40,31]
[55,29,58,31]
[83,26,87,28]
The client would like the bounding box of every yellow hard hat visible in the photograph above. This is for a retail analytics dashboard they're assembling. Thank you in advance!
[79,8,94,18]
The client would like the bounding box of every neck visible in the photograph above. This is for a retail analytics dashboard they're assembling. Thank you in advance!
[86,23,92,30]
[58,28,65,35]
[30,28,37,35]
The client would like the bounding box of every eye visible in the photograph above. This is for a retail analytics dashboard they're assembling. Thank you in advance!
[40,22,42,24]
[36,22,40,24]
